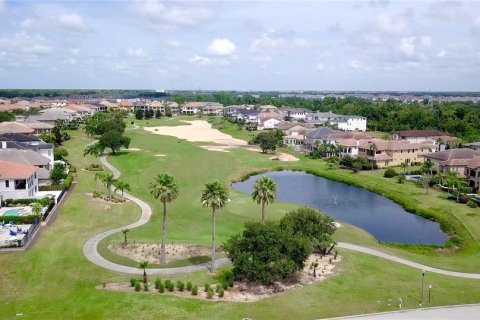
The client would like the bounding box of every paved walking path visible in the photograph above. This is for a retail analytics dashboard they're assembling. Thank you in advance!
[82,155,229,275]
[326,303,480,319]
[83,156,480,279]
[337,242,480,279]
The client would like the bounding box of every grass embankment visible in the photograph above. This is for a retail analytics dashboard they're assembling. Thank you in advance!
[1,123,480,318]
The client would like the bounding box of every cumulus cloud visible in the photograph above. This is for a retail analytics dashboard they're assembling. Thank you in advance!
[316,63,325,71]
[0,32,53,68]
[398,36,431,61]
[131,1,213,31]
[58,13,90,33]
[190,54,210,66]
[374,12,411,37]
[207,38,236,56]
[125,47,148,58]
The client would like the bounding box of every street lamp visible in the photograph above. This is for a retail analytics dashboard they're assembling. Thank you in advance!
[429,284,433,303]
[420,269,426,306]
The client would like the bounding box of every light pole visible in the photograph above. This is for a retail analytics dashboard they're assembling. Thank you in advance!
[420,269,426,306]
[428,284,432,303]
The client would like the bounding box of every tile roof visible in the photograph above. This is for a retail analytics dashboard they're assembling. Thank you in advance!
[0,160,37,179]
[358,138,432,151]
[0,133,40,142]
[0,122,35,134]
[422,148,480,166]
[0,149,50,166]
[305,128,338,139]
[395,129,450,138]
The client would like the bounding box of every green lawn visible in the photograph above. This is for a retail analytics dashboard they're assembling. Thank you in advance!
[1,123,480,319]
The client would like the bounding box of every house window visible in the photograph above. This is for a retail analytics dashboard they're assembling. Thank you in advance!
[5,180,9,188]
[14,180,26,190]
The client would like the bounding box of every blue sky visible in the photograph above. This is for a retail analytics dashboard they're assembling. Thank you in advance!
[0,0,479,91]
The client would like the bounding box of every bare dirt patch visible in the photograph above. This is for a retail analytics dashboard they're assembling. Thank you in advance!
[99,253,341,302]
[108,243,211,264]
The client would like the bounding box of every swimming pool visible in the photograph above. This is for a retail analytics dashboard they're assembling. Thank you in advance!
[3,209,22,217]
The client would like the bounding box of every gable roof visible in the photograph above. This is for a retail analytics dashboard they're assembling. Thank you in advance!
[0,160,37,179]
[358,138,433,151]
[306,128,338,139]
[0,133,40,143]
[395,129,450,138]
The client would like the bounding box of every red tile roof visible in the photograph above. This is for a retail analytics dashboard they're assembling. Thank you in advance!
[0,160,37,179]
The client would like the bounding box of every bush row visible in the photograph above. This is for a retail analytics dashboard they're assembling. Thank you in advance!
[0,214,40,224]
[2,196,52,207]
[129,278,229,299]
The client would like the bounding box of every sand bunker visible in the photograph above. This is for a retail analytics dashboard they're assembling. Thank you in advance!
[154,154,166,157]
[109,243,211,264]
[145,120,247,146]
[269,153,299,162]
[126,148,141,151]
[199,145,236,153]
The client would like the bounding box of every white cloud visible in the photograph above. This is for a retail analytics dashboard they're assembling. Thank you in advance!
[132,1,213,31]
[399,36,430,61]
[374,12,410,37]
[125,47,148,58]
[349,60,362,69]
[250,29,312,54]
[58,13,90,33]
[21,18,39,29]
[207,38,236,56]
[316,63,325,71]
[190,55,210,66]
[166,40,182,48]
[0,0,6,14]
[438,50,447,58]
[473,15,480,34]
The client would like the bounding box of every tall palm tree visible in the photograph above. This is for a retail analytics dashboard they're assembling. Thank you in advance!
[95,173,116,197]
[400,162,408,174]
[121,228,129,246]
[201,180,229,273]
[114,180,130,200]
[139,260,149,284]
[252,176,277,223]
[422,159,434,176]
[369,143,378,170]
[150,173,179,265]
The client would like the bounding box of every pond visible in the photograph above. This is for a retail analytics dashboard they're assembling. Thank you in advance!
[232,171,448,245]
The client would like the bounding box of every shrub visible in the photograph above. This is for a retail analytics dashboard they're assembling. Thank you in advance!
[186,281,193,291]
[218,287,225,298]
[192,285,198,295]
[134,281,141,292]
[130,278,137,287]
[467,200,478,208]
[207,288,214,299]
[164,279,172,287]
[39,185,64,191]
[217,269,235,288]
[167,282,174,292]
[158,282,165,293]
[204,283,210,292]
[384,168,397,178]
[143,283,149,291]
[221,281,228,290]
[63,173,74,190]
[154,278,162,289]
[397,175,406,184]
[177,280,185,292]
[70,165,77,173]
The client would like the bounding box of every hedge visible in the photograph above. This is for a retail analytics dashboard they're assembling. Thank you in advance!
[2,197,51,207]
[39,185,64,191]
[0,215,40,224]
[63,174,74,190]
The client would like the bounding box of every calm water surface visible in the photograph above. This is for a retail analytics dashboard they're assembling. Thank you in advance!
[232,171,448,245]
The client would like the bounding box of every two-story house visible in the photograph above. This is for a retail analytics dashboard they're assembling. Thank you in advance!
[0,161,39,200]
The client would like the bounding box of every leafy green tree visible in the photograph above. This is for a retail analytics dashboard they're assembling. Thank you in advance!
[0,111,14,122]
[400,162,408,174]
[150,173,179,265]
[83,142,105,157]
[251,176,277,223]
[421,159,435,176]
[165,106,172,117]
[135,109,144,120]
[32,202,43,216]
[155,109,162,119]
[54,147,69,160]
[50,162,67,184]
[223,221,311,284]
[201,180,229,273]
[326,156,340,169]
[280,207,337,255]
[99,130,131,155]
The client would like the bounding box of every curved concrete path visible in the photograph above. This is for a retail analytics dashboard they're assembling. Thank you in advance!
[83,156,480,279]
[337,242,480,279]
[82,155,229,275]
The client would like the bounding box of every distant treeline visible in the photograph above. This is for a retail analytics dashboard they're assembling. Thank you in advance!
[171,92,480,142]
[0,89,168,99]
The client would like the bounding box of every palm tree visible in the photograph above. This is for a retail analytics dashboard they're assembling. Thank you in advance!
[369,143,378,170]
[252,176,277,223]
[150,173,179,265]
[114,180,130,200]
[139,260,149,284]
[32,202,43,217]
[83,142,105,157]
[201,180,229,273]
[400,162,408,174]
[95,173,116,197]
[422,159,435,176]
[121,228,129,246]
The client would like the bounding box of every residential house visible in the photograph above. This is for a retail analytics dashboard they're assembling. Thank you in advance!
[0,133,54,166]
[465,142,480,151]
[465,158,480,191]
[421,148,480,178]
[181,102,223,115]
[233,109,260,124]
[279,107,307,121]
[358,139,434,168]
[0,149,51,185]
[0,122,35,135]
[20,120,54,135]
[0,161,39,200]
[282,124,316,148]
[305,128,338,149]
[393,130,455,144]
[257,112,283,130]
[258,105,278,113]
[305,111,367,131]
[202,103,224,116]
[28,108,74,125]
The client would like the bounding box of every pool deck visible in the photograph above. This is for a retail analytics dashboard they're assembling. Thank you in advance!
[0,206,32,217]
[0,224,32,248]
